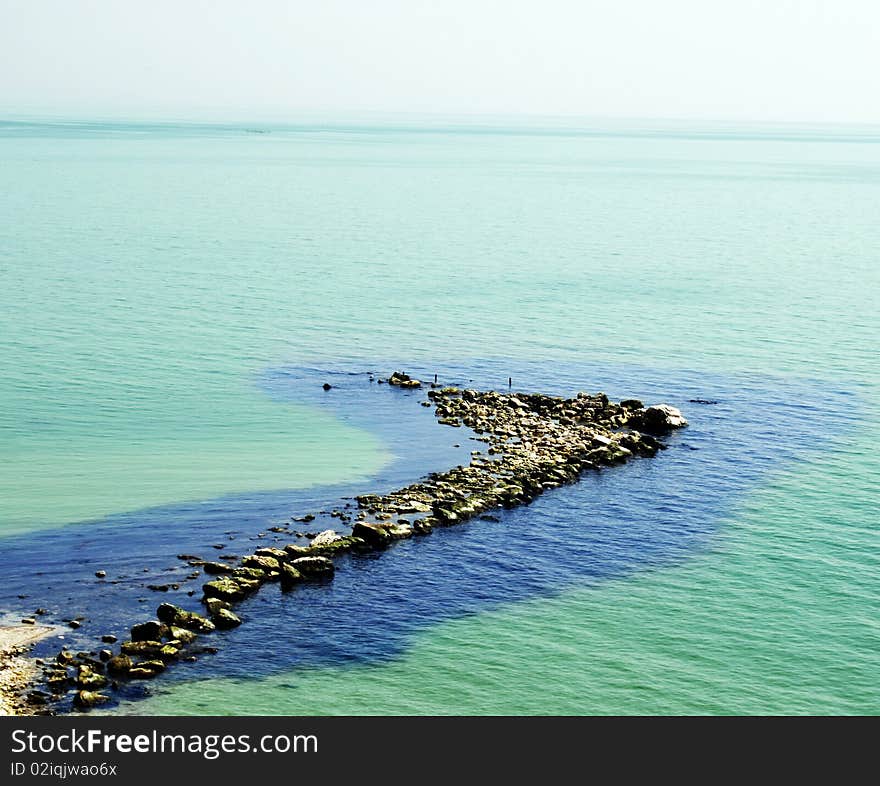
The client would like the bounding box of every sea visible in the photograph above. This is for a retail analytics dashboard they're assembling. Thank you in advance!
[0,116,877,715]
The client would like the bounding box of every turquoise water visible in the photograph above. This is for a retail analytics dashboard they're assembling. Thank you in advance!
[1,118,878,714]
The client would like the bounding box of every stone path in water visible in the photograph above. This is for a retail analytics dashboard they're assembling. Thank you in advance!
[16,372,687,713]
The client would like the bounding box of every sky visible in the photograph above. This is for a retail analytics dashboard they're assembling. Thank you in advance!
[1,0,879,124]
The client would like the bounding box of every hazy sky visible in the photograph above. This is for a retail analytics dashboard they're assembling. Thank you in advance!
[2,0,879,123]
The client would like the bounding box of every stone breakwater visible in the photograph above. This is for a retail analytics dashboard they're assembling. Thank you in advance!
[22,374,686,712]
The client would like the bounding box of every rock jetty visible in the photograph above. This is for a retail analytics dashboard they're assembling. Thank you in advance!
[28,375,686,712]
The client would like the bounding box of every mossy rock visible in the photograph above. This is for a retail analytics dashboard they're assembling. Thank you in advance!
[212,608,242,629]
[280,563,304,590]
[203,578,245,602]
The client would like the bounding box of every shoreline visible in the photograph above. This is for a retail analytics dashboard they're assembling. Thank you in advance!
[11,373,687,713]
[0,624,56,715]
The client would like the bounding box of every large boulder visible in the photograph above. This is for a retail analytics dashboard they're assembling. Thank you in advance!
[634,404,688,433]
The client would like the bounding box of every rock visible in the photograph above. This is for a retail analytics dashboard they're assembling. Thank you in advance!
[47,674,70,693]
[68,620,81,629]
[413,518,435,534]
[388,524,413,539]
[168,626,197,644]
[156,602,185,624]
[170,609,216,633]
[283,544,312,559]
[279,563,304,589]
[130,620,165,641]
[212,609,242,629]
[254,547,289,561]
[203,578,245,602]
[74,690,109,709]
[242,554,280,572]
[635,404,689,433]
[95,570,106,578]
[128,660,165,679]
[120,640,164,656]
[99,649,112,662]
[107,654,133,676]
[100,634,118,644]
[311,529,341,547]
[322,383,333,390]
[388,371,411,386]
[76,666,107,689]
[289,556,334,578]
[21,618,35,625]
[309,535,365,556]
[232,577,261,594]
[232,566,266,581]
[159,644,181,660]
[351,521,391,548]
[201,561,233,575]
[203,598,231,616]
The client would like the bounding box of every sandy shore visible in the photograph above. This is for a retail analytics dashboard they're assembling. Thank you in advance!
[0,624,54,715]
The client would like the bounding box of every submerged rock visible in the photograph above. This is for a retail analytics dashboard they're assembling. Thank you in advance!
[201,561,233,575]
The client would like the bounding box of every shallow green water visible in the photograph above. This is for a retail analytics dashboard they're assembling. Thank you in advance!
[2,118,878,713]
